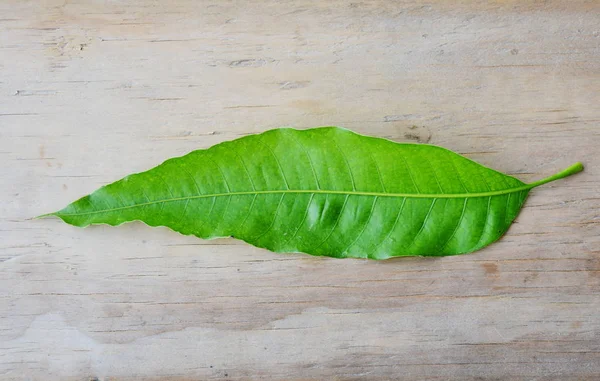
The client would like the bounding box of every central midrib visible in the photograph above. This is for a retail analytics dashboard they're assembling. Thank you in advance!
[58,186,534,217]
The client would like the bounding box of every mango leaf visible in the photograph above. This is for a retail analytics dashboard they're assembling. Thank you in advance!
[40,127,583,259]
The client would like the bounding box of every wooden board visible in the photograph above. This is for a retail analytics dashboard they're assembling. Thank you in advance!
[1,1,599,379]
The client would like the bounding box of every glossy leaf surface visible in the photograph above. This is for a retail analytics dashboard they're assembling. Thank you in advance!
[43,127,583,259]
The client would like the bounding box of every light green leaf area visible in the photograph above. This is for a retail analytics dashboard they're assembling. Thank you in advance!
[43,127,583,259]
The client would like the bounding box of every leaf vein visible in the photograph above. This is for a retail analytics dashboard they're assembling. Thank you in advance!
[285,130,321,190]
[448,154,469,193]
[439,198,469,252]
[406,199,437,252]
[253,193,286,242]
[213,195,232,234]
[177,160,203,195]
[155,171,175,198]
[397,150,421,194]
[313,194,350,251]
[504,193,512,225]
[339,196,378,258]
[57,186,537,218]
[232,146,257,191]
[257,136,289,190]
[423,155,444,193]
[368,148,386,192]
[331,137,356,191]
[279,193,316,248]
[236,194,258,235]
[368,197,407,258]
[209,156,231,193]
[471,196,492,251]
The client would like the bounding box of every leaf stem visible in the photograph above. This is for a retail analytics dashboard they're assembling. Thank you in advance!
[528,162,584,188]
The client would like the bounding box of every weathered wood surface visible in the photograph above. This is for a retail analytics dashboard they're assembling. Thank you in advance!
[1,1,599,380]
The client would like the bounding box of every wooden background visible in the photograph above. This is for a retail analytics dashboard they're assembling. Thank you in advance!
[1,1,599,380]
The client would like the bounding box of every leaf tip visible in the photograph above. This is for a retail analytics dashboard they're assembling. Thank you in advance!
[33,212,56,220]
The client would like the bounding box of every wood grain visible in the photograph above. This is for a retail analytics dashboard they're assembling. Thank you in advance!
[1,1,599,380]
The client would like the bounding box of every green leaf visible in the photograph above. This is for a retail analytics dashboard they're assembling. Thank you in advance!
[40,127,583,259]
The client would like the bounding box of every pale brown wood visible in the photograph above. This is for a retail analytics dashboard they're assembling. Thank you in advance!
[1,1,599,380]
